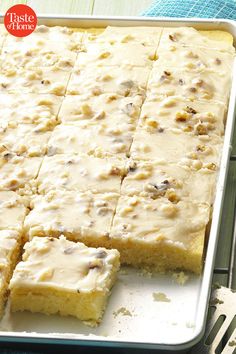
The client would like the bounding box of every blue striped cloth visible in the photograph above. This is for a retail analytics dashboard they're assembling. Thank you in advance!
[143,0,236,19]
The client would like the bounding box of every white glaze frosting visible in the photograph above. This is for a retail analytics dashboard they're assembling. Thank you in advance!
[37,153,126,194]
[9,235,119,293]
[110,195,210,246]
[24,190,118,240]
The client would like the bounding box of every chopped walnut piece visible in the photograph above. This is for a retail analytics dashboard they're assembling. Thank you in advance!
[206,162,217,171]
[196,144,207,152]
[106,94,117,102]
[195,79,204,87]
[146,118,158,129]
[96,250,107,259]
[195,123,208,135]
[91,87,102,96]
[166,190,180,203]
[121,34,134,43]
[153,292,171,302]
[89,258,103,270]
[185,106,197,114]
[81,104,92,116]
[215,58,221,65]
[164,71,171,76]
[109,167,122,176]
[98,51,111,59]
[183,125,193,132]
[123,102,136,117]
[189,87,197,93]
[120,80,134,88]
[175,111,190,122]
[101,74,112,81]
[3,152,13,161]
[97,206,110,216]
[169,34,177,42]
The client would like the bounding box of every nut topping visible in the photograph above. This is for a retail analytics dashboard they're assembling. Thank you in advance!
[163,71,171,76]
[3,152,13,161]
[123,102,136,116]
[128,161,137,172]
[96,250,107,259]
[109,167,122,176]
[120,80,134,88]
[64,247,75,254]
[185,106,197,114]
[195,123,208,135]
[175,111,190,122]
[41,80,51,85]
[89,258,103,270]
[169,34,177,42]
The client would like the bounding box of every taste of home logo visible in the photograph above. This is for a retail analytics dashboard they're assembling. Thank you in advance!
[4,4,37,37]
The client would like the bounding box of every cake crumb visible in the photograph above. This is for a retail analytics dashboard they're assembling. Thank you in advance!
[83,320,98,327]
[172,271,189,285]
[119,268,128,275]
[210,297,224,305]
[113,307,132,318]
[137,268,153,278]
[101,332,108,337]
[153,292,171,302]
[212,282,221,289]
[186,321,195,328]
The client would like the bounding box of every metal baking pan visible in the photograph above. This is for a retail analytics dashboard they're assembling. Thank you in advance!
[0,15,235,352]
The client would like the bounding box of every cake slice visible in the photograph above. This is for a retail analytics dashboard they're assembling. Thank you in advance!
[0,93,62,129]
[140,95,226,136]
[92,26,162,46]
[0,191,28,232]
[155,45,234,74]
[9,236,120,325]
[24,190,118,244]
[159,27,235,53]
[130,127,222,170]
[0,65,71,96]
[67,64,149,98]
[0,152,42,192]
[37,154,126,194]
[47,121,134,158]
[76,42,157,67]
[122,159,216,204]
[0,230,22,317]
[0,46,77,70]
[4,25,84,52]
[0,123,51,157]
[58,93,142,125]
[109,195,210,274]
[147,68,232,105]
